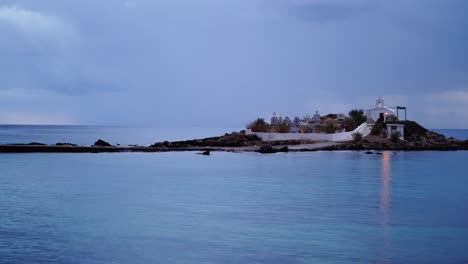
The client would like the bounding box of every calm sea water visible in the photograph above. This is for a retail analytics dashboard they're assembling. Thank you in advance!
[433,129,468,140]
[1,127,468,263]
[1,150,468,263]
[0,125,240,146]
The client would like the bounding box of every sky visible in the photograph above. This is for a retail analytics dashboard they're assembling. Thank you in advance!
[0,0,467,129]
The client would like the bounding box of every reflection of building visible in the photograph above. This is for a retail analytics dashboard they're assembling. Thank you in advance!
[365,97,396,123]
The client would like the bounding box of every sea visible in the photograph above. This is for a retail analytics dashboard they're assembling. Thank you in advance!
[1,126,468,264]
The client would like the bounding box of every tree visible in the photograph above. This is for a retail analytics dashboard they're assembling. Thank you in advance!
[247,118,269,132]
[386,114,398,123]
[371,123,383,135]
[277,122,291,133]
[324,118,337,133]
[343,117,357,131]
[348,109,367,126]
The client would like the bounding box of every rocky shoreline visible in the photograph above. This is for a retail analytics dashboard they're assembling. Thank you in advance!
[1,121,467,153]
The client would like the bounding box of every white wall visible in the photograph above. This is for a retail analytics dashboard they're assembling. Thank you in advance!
[247,122,373,142]
[386,125,405,140]
[366,108,395,122]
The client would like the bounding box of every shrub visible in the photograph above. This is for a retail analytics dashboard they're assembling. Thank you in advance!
[390,131,401,142]
[371,123,383,135]
[324,118,337,133]
[343,117,357,131]
[348,109,367,125]
[352,132,363,142]
[298,125,312,133]
[247,118,269,132]
[277,123,291,133]
[386,114,398,123]
[324,124,337,133]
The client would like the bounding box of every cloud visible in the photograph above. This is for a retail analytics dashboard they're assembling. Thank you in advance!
[0,5,74,40]
[424,90,468,103]
[417,90,468,128]
[0,5,119,95]
[0,112,74,125]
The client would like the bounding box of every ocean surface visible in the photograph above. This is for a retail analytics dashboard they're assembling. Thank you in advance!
[0,125,241,146]
[1,127,468,263]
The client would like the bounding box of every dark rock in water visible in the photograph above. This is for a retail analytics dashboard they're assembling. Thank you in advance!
[56,142,78,147]
[258,145,288,154]
[151,132,264,148]
[28,142,46,146]
[278,146,289,152]
[93,139,112,147]
[258,145,275,154]
[197,150,211,155]
[364,151,374,154]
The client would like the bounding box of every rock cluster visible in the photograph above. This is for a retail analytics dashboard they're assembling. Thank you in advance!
[257,145,289,154]
[93,139,113,147]
[151,132,305,148]
[324,133,468,151]
[1,121,466,153]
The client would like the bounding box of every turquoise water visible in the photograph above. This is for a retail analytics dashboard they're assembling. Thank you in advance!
[1,151,468,263]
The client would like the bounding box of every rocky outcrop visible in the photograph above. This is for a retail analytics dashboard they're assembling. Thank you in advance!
[322,135,468,151]
[151,132,306,148]
[257,145,289,154]
[56,142,78,147]
[27,142,47,146]
[0,122,466,153]
[93,139,112,147]
[319,120,468,151]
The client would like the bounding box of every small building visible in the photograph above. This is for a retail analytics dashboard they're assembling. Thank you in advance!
[366,97,396,123]
[386,123,405,140]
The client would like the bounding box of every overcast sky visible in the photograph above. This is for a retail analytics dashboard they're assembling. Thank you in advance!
[0,0,467,128]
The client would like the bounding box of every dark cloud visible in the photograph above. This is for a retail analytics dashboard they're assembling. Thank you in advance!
[0,1,467,127]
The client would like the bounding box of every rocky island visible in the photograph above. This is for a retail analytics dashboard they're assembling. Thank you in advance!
[0,120,467,153]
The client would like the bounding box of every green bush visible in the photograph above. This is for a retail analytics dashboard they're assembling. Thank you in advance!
[386,114,398,123]
[277,123,291,133]
[323,118,337,133]
[371,123,383,135]
[247,118,269,132]
[348,109,367,125]
[390,131,401,142]
[352,132,363,142]
[343,117,357,131]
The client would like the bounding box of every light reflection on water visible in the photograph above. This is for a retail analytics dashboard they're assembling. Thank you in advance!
[379,151,392,263]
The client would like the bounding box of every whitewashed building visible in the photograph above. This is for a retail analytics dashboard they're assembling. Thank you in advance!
[365,97,396,123]
[386,124,405,140]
